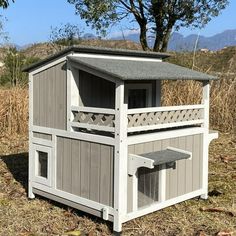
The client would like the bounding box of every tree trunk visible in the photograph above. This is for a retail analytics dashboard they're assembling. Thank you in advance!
[153,29,164,52]
[160,27,172,52]
[139,22,149,51]
[153,26,173,52]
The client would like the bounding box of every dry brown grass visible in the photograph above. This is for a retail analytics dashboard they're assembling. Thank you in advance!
[0,133,235,236]
[0,86,28,136]
[162,74,236,133]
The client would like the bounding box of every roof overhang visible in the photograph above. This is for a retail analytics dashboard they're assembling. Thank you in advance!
[67,56,217,81]
[22,45,170,73]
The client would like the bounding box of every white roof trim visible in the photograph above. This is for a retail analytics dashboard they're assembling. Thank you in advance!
[72,53,162,62]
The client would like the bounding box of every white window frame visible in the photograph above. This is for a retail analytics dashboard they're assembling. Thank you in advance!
[125,83,152,108]
[32,144,52,187]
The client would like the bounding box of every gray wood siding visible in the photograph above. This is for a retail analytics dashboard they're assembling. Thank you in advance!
[56,136,114,207]
[33,62,67,130]
[79,70,115,109]
[128,134,203,207]
[33,132,52,140]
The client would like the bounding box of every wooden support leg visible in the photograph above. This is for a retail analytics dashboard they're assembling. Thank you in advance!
[28,181,35,199]
[113,213,122,235]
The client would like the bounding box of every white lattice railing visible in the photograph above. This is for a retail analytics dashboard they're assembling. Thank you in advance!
[127,104,205,132]
[70,106,115,132]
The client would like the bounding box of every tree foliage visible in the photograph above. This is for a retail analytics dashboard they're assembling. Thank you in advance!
[68,0,229,52]
[1,47,40,87]
[49,23,83,51]
[0,0,14,8]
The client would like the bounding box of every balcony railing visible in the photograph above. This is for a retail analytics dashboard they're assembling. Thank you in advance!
[127,104,204,133]
[70,106,115,132]
[70,104,204,134]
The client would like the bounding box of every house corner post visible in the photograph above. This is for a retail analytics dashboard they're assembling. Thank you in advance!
[28,72,35,199]
[113,81,128,233]
[201,80,210,199]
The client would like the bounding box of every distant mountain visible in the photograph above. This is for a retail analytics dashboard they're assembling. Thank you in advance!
[82,33,97,40]
[111,29,236,51]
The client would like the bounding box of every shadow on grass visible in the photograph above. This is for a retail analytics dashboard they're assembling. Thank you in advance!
[1,152,29,192]
[0,152,113,232]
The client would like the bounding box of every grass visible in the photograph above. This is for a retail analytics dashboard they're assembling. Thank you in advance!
[0,133,235,236]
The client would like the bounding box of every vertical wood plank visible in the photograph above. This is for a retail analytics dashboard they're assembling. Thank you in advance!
[89,143,101,202]
[193,134,200,190]
[80,141,90,198]
[178,136,186,196]
[71,139,81,196]
[185,135,193,193]
[143,142,153,153]
[169,137,178,199]
[153,140,162,152]
[39,72,44,127]
[33,74,39,126]
[56,137,63,190]
[109,146,114,207]
[62,138,72,193]
[134,143,144,155]
[162,139,171,200]
[199,134,203,189]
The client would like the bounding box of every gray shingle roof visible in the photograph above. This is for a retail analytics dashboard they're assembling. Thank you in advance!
[68,56,217,81]
[22,45,170,72]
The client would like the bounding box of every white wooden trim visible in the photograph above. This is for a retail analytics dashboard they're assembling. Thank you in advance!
[123,189,204,222]
[70,69,80,107]
[32,137,53,147]
[29,73,33,130]
[32,183,116,216]
[208,130,218,144]
[127,104,204,114]
[28,73,35,199]
[167,146,192,160]
[155,80,161,106]
[158,164,166,202]
[30,56,70,75]
[113,81,128,232]
[125,83,152,108]
[128,119,204,133]
[52,135,57,189]
[32,144,52,187]
[32,125,115,146]
[70,67,80,132]
[128,154,154,175]
[70,61,118,84]
[66,61,72,131]
[70,122,115,133]
[131,173,138,212]
[71,106,116,114]
[72,53,162,62]
[201,81,210,199]
[127,127,205,145]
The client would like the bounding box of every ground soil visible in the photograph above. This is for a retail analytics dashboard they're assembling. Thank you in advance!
[0,133,235,236]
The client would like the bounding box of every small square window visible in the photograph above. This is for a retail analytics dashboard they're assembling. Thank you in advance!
[37,151,48,178]
[32,144,51,186]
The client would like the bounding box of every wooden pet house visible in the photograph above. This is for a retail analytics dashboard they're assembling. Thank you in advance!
[24,46,218,234]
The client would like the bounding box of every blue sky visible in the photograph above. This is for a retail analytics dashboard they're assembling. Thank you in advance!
[1,0,236,46]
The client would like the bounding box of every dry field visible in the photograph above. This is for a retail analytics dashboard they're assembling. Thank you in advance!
[0,133,235,235]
